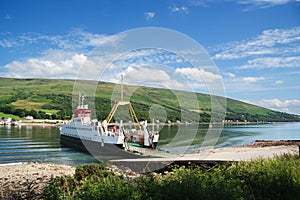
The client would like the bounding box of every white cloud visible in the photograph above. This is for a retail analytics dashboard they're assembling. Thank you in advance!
[0,30,123,49]
[3,52,87,79]
[243,76,265,82]
[120,48,158,60]
[212,27,300,61]
[169,5,189,13]
[0,30,126,80]
[258,98,300,114]
[237,0,299,9]
[120,66,187,91]
[173,67,227,94]
[72,53,87,65]
[236,56,300,69]
[103,65,215,92]
[175,67,222,83]
[211,27,300,71]
[221,73,273,93]
[275,80,283,84]
[74,31,124,47]
[169,0,299,12]
[224,72,236,78]
[145,12,155,21]
[0,38,192,82]
[125,67,170,84]
[114,48,186,67]
[4,14,11,20]
[0,33,18,48]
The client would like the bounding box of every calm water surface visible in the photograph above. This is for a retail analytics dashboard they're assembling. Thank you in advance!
[0,126,99,165]
[0,122,299,164]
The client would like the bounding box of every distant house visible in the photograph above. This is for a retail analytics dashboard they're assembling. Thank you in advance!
[4,118,12,123]
[3,118,12,125]
[25,116,34,120]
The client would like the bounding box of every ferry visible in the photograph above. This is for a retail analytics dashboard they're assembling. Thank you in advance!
[60,92,159,158]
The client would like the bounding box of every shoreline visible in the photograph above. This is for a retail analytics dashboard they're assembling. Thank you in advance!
[109,140,299,172]
[0,141,299,197]
[191,140,300,161]
[1,120,278,127]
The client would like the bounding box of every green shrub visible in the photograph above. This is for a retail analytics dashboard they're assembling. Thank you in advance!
[76,175,140,200]
[74,164,109,181]
[227,154,300,200]
[135,165,246,200]
[42,164,140,200]
[42,155,300,200]
[42,176,78,200]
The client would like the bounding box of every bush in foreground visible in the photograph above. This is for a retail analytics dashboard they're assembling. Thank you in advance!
[42,154,300,200]
[42,164,140,200]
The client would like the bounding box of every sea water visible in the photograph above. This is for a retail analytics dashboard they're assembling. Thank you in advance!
[0,122,299,164]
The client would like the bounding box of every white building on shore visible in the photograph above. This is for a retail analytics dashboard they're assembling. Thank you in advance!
[24,116,34,120]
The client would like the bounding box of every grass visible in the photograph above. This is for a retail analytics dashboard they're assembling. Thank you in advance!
[40,154,300,200]
[0,112,20,120]
[12,100,45,110]
[11,100,59,114]
[41,109,60,115]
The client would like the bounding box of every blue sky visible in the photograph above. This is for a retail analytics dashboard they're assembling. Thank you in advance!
[0,0,300,114]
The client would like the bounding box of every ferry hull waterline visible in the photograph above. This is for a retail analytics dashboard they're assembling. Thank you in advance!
[60,134,142,160]
[60,81,159,160]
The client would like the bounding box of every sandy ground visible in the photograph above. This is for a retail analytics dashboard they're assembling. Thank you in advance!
[112,145,299,162]
[191,144,299,161]
[0,162,75,198]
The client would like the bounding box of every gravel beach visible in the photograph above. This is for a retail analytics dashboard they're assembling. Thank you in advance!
[0,162,75,198]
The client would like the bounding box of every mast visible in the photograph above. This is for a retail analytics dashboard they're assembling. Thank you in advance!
[81,93,85,108]
[77,92,86,109]
[78,92,81,108]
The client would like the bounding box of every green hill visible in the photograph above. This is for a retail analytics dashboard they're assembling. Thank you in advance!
[0,77,299,122]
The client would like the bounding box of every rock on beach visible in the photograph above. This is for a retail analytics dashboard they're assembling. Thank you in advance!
[0,162,75,198]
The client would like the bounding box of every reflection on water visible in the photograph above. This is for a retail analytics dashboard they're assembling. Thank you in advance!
[0,122,299,164]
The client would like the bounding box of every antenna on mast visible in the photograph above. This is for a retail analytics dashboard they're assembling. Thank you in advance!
[81,92,85,107]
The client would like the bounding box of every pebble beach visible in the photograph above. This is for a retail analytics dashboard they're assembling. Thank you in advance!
[0,162,75,198]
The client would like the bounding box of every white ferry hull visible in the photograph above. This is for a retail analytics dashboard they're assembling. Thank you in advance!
[60,124,142,160]
[60,134,141,160]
